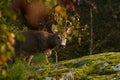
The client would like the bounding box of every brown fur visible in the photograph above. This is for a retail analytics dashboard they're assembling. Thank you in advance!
[14,30,61,64]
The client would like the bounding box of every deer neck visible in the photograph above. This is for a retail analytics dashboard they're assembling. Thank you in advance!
[48,34,57,49]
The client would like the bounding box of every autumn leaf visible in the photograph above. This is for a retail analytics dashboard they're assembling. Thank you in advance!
[13,14,17,21]
[55,5,67,18]
[0,54,8,65]
[55,5,62,13]
[0,11,2,18]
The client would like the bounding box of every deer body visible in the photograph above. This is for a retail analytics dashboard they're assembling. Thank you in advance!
[14,30,63,64]
[13,25,73,64]
[15,31,59,53]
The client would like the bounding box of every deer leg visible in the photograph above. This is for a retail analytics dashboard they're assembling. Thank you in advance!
[45,54,49,64]
[28,55,34,65]
[53,50,58,63]
[25,55,34,65]
[44,49,52,64]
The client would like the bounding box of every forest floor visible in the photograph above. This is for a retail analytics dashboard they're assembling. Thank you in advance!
[2,52,120,80]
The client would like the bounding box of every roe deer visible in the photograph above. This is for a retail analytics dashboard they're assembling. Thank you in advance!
[14,26,73,64]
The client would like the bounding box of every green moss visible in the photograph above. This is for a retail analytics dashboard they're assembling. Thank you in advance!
[74,68,87,80]
[88,75,113,80]
[59,52,120,80]
[4,52,120,80]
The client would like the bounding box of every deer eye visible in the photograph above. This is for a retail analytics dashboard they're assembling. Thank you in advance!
[57,36,61,40]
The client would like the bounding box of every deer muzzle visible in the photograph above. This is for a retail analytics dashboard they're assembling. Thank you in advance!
[60,44,66,48]
[60,39,67,48]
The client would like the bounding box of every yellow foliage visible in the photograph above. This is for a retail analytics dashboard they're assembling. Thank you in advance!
[0,11,2,18]
[6,42,11,50]
[2,69,7,78]
[13,14,17,21]
[7,32,15,45]
[0,54,8,65]
[55,5,67,18]
[0,30,15,65]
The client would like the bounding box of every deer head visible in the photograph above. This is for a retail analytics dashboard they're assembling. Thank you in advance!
[51,24,74,48]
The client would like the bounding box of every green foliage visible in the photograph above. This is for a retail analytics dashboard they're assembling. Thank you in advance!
[0,0,15,25]
[0,0,17,66]
[32,53,46,65]
[7,61,33,80]
[15,32,25,42]
[0,24,15,65]
[46,0,57,9]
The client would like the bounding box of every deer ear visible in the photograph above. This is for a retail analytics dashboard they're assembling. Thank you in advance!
[66,26,74,34]
[51,24,58,33]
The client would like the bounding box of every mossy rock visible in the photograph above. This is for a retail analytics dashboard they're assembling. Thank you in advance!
[3,52,120,80]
